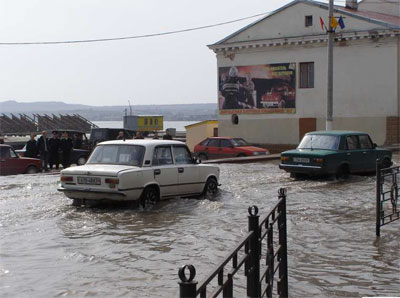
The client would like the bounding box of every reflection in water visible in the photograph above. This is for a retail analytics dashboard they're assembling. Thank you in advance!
[0,161,399,297]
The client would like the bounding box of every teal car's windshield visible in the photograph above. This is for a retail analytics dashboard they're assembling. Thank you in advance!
[88,145,145,166]
[298,135,340,150]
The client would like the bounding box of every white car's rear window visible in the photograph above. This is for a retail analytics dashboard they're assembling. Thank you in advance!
[88,145,145,166]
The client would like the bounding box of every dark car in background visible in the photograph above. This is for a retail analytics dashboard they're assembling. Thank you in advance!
[0,144,42,175]
[279,131,392,178]
[16,130,90,166]
[194,137,269,160]
[89,128,136,149]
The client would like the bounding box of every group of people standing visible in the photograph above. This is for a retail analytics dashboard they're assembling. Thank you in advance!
[26,131,73,171]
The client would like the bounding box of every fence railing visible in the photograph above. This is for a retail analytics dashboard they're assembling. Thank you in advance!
[376,160,400,237]
[178,188,288,298]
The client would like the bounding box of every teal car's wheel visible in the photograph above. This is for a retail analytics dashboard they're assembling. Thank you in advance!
[336,164,349,179]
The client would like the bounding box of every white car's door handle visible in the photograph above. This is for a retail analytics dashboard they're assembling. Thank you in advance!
[154,169,161,176]
[178,168,184,173]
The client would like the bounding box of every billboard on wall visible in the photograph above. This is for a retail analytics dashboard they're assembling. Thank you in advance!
[218,63,296,114]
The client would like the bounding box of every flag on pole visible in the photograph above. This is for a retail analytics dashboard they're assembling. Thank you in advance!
[330,16,339,29]
[319,17,326,31]
[338,16,345,29]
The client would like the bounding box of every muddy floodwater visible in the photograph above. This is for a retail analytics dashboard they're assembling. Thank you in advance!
[1,160,399,297]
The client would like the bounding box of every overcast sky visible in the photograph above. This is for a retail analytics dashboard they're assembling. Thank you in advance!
[0,0,333,106]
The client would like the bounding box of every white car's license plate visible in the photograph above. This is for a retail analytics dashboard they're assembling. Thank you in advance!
[77,177,101,185]
[293,157,310,163]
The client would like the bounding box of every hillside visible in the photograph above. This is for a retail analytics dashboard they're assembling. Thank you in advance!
[0,100,217,121]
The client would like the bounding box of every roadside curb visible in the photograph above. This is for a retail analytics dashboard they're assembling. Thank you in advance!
[203,153,281,164]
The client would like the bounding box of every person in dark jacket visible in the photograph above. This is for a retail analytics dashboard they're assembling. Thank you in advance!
[116,131,125,140]
[221,66,240,110]
[60,131,73,169]
[49,131,61,170]
[73,133,83,149]
[162,130,172,140]
[25,134,38,158]
[37,131,49,171]
[134,132,144,139]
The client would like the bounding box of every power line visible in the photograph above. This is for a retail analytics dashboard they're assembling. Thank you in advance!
[0,12,269,46]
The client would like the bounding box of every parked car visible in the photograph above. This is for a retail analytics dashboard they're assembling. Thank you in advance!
[194,137,269,160]
[58,140,220,206]
[279,131,392,178]
[89,128,136,148]
[0,144,42,175]
[16,130,89,166]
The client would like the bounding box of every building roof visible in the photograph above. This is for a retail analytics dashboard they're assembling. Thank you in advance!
[211,0,400,46]
[185,120,218,129]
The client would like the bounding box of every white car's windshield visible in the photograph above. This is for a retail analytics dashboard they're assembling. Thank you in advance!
[88,145,145,166]
[298,135,340,150]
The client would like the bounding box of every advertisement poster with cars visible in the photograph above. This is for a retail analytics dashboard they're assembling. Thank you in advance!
[218,63,296,114]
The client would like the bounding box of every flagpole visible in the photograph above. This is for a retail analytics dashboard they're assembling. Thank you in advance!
[326,0,334,131]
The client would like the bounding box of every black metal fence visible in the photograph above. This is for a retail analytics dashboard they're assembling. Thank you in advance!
[178,188,288,298]
[376,160,400,237]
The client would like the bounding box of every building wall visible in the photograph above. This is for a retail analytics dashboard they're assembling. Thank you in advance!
[186,121,218,152]
[358,0,400,17]
[226,2,387,43]
[217,37,399,146]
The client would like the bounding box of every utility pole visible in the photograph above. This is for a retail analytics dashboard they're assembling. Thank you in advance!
[326,0,334,130]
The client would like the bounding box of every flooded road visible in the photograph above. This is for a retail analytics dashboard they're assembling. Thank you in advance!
[1,160,399,297]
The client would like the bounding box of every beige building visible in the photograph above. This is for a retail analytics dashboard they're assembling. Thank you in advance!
[208,0,400,152]
[185,120,218,152]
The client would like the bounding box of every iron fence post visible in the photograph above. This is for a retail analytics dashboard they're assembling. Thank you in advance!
[179,265,197,298]
[277,188,289,297]
[247,205,261,298]
[376,159,381,237]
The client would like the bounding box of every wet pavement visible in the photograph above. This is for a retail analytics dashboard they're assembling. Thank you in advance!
[0,159,399,297]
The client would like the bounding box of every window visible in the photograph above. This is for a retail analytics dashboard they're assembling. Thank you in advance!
[10,148,17,158]
[152,146,173,166]
[298,135,340,150]
[0,147,11,158]
[207,139,220,147]
[346,136,359,150]
[144,118,148,125]
[199,139,210,146]
[359,135,373,149]
[173,146,193,164]
[300,62,314,88]
[305,15,313,27]
[219,139,232,148]
[231,138,249,147]
[88,145,145,166]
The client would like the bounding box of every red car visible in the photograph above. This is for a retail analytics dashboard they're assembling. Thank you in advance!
[194,137,269,160]
[0,144,42,175]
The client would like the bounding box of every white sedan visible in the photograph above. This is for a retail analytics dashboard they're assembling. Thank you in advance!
[58,140,220,206]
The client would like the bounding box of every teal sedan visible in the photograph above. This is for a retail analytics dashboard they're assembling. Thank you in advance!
[279,131,392,177]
